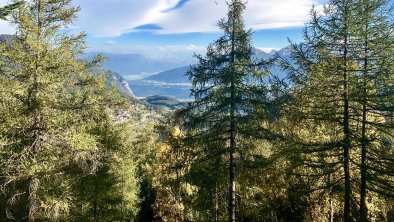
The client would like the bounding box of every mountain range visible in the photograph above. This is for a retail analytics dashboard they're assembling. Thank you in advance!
[1,34,290,101]
[128,47,290,99]
[84,52,194,80]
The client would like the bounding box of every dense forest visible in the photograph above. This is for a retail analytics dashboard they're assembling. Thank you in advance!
[0,0,393,221]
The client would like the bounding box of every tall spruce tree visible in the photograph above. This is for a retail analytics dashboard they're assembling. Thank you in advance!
[180,1,268,221]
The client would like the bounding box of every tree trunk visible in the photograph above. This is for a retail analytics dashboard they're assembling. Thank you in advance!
[329,174,334,222]
[359,73,368,222]
[330,193,334,222]
[343,14,352,222]
[94,176,99,222]
[215,184,219,222]
[28,2,42,221]
[229,133,236,222]
[359,8,369,221]
[229,5,236,221]
[28,178,39,222]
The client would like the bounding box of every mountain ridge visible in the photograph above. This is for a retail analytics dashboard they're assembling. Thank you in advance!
[142,66,190,83]
[127,47,290,99]
[84,52,194,78]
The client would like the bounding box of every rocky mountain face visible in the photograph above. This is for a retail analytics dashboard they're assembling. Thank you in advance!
[0,34,14,46]
[107,70,135,98]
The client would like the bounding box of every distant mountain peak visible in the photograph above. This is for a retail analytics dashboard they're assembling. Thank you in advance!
[254,47,278,55]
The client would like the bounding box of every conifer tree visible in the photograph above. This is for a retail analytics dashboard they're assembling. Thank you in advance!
[279,0,360,220]
[0,1,22,20]
[0,0,139,220]
[279,0,394,221]
[352,1,394,221]
[180,1,268,221]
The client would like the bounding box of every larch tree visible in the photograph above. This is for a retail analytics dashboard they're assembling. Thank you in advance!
[279,0,394,221]
[279,0,360,221]
[179,0,269,221]
[0,1,22,20]
[353,0,394,221]
[0,0,138,220]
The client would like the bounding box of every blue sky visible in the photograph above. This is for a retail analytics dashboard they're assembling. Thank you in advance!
[0,0,325,58]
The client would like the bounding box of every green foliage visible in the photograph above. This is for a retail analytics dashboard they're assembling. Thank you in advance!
[277,0,394,221]
[0,0,140,221]
[70,122,140,221]
[154,1,276,221]
[0,1,23,20]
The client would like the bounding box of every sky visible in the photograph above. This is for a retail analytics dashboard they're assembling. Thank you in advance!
[0,0,326,59]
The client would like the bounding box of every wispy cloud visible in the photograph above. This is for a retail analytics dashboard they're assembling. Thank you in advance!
[103,41,116,46]
[149,0,321,34]
[86,0,320,36]
[71,0,178,37]
[0,0,321,37]
[162,0,192,13]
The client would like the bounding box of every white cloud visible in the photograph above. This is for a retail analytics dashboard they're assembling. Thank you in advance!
[71,0,321,36]
[0,0,322,37]
[151,0,320,34]
[72,0,179,37]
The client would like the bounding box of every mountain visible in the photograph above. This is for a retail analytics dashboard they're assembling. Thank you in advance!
[107,70,135,98]
[84,52,194,79]
[140,47,289,85]
[129,66,191,99]
[251,48,274,60]
[0,34,14,46]
[143,66,190,83]
[128,47,291,99]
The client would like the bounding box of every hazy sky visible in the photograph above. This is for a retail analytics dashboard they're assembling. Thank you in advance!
[0,0,326,58]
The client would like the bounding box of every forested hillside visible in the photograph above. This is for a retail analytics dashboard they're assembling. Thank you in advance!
[0,0,393,222]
